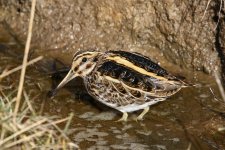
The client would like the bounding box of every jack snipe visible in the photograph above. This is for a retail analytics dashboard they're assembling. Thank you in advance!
[54,50,188,121]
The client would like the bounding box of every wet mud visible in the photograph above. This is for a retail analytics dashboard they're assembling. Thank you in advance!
[0,43,225,149]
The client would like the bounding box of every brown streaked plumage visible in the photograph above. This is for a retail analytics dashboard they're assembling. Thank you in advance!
[54,50,189,121]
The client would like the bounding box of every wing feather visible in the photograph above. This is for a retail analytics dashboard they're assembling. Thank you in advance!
[97,57,184,98]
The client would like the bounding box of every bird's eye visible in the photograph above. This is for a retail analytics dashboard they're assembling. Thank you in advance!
[82,57,87,62]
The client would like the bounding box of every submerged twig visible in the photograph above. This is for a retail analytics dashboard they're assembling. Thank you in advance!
[187,143,192,150]
[214,72,225,103]
[209,87,225,106]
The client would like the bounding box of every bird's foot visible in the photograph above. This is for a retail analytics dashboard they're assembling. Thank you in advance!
[116,112,128,122]
[135,107,149,121]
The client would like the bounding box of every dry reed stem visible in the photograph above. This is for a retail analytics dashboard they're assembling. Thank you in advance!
[46,120,69,140]
[64,113,74,133]
[23,91,36,115]
[0,56,43,80]
[45,116,72,140]
[14,0,37,121]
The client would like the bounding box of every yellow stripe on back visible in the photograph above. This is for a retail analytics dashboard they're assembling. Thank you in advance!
[106,56,169,81]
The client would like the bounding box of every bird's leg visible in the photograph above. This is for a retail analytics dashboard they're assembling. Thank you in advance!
[136,106,149,121]
[116,112,128,122]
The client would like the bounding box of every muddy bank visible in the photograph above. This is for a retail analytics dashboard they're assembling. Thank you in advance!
[0,0,224,80]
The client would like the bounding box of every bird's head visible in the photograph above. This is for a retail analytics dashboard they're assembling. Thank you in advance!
[55,50,101,90]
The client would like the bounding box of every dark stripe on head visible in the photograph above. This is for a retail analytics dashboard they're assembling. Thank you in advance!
[73,49,98,60]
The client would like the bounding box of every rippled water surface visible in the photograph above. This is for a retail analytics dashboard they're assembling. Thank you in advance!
[0,43,225,150]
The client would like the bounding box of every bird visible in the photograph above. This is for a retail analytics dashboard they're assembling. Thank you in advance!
[53,50,189,121]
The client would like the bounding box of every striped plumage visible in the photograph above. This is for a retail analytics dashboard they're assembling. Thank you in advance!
[55,50,188,121]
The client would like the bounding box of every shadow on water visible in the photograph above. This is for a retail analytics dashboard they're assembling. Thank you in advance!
[0,43,225,150]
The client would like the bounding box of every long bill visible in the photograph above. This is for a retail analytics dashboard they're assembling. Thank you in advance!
[52,69,78,94]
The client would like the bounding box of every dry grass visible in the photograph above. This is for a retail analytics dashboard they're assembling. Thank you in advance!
[0,91,78,149]
[0,0,79,149]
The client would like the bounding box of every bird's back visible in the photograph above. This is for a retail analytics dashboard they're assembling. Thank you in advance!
[98,51,186,96]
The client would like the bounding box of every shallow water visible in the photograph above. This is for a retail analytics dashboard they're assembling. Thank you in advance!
[0,44,225,150]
